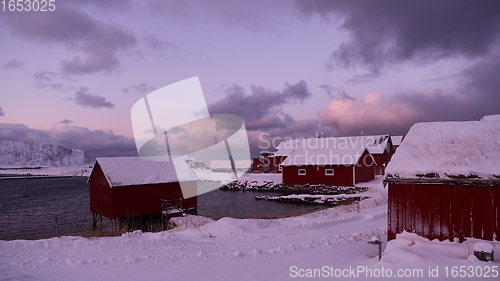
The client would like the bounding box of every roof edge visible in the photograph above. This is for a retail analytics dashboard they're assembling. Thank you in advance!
[384,177,500,186]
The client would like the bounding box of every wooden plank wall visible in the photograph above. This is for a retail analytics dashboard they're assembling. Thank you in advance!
[388,183,500,242]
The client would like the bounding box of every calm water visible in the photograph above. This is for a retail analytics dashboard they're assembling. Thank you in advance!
[0,177,328,240]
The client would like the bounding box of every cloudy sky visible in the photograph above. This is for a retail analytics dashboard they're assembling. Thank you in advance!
[1,0,499,159]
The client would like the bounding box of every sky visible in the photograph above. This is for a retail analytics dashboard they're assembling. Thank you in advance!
[1,0,500,159]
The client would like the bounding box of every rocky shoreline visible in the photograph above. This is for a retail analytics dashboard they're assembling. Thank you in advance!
[220,179,368,195]
[255,194,366,206]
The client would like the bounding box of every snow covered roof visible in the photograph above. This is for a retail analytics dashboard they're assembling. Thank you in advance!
[385,121,500,180]
[93,157,199,187]
[210,160,251,170]
[480,114,500,122]
[391,136,404,146]
[275,135,390,157]
[280,147,371,166]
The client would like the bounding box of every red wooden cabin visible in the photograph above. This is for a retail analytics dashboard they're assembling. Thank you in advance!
[280,147,376,186]
[88,157,198,220]
[252,152,286,173]
[385,121,500,242]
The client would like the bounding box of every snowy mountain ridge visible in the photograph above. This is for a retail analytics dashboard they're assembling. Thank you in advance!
[0,140,91,167]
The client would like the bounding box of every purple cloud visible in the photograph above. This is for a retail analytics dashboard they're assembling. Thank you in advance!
[0,107,4,117]
[2,4,137,75]
[208,80,311,130]
[144,36,180,52]
[4,60,24,69]
[56,119,74,124]
[122,83,156,94]
[73,87,115,109]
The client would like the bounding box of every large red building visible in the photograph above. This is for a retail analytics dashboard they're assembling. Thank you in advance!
[88,157,198,220]
[385,121,500,242]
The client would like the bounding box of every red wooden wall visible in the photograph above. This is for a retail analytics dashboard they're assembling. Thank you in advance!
[355,153,376,184]
[388,182,500,242]
[282,165,354,185]
[282,150,375,186]
[89,163,197,219]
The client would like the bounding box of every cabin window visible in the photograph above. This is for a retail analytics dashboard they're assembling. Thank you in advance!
[298,169,306,175]
[325,169,334,176]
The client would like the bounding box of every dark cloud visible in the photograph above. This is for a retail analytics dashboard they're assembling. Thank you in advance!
[1,4,137,75]
[0,107,4,117]
[318,84,342,98]
[4,60,24,69]
[33,71,73,92]
[61,50,121,75]
[208,80,311,130]
[56,119,74,124]
[73,87,115,109]
[0,123,137,159]
[295,0,500,71]
[345,69,381,84]
[144,36,180,52]
[122,83,156,94]
[461,59,500,107]
[208,80,320,156]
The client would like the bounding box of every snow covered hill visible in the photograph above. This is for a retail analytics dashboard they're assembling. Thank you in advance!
[0,140,91,167]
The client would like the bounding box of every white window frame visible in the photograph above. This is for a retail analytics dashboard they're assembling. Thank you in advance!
[298,169,306,175]
[325,169,334,176]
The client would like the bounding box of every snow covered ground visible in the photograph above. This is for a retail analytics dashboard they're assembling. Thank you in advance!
[1,176,497,280]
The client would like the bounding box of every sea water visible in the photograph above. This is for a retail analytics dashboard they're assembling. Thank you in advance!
[0,177,328,240]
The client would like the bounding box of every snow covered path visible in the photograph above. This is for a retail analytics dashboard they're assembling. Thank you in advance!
[1,203,387,281]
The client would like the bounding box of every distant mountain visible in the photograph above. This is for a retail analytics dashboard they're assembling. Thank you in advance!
[0,140,91,167]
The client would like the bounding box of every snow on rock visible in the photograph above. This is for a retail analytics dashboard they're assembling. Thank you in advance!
[386,121,500,180]
[480,114,500,122]
[168,215,215,232]
[255,193,365,206]
[473,242,495,253]
[192,168,245,184]
[0,140,91,168]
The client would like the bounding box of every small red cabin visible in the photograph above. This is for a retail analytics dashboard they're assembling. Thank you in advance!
[385,121,500,242]
[88,157,198,220]
[252,152,286,173]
